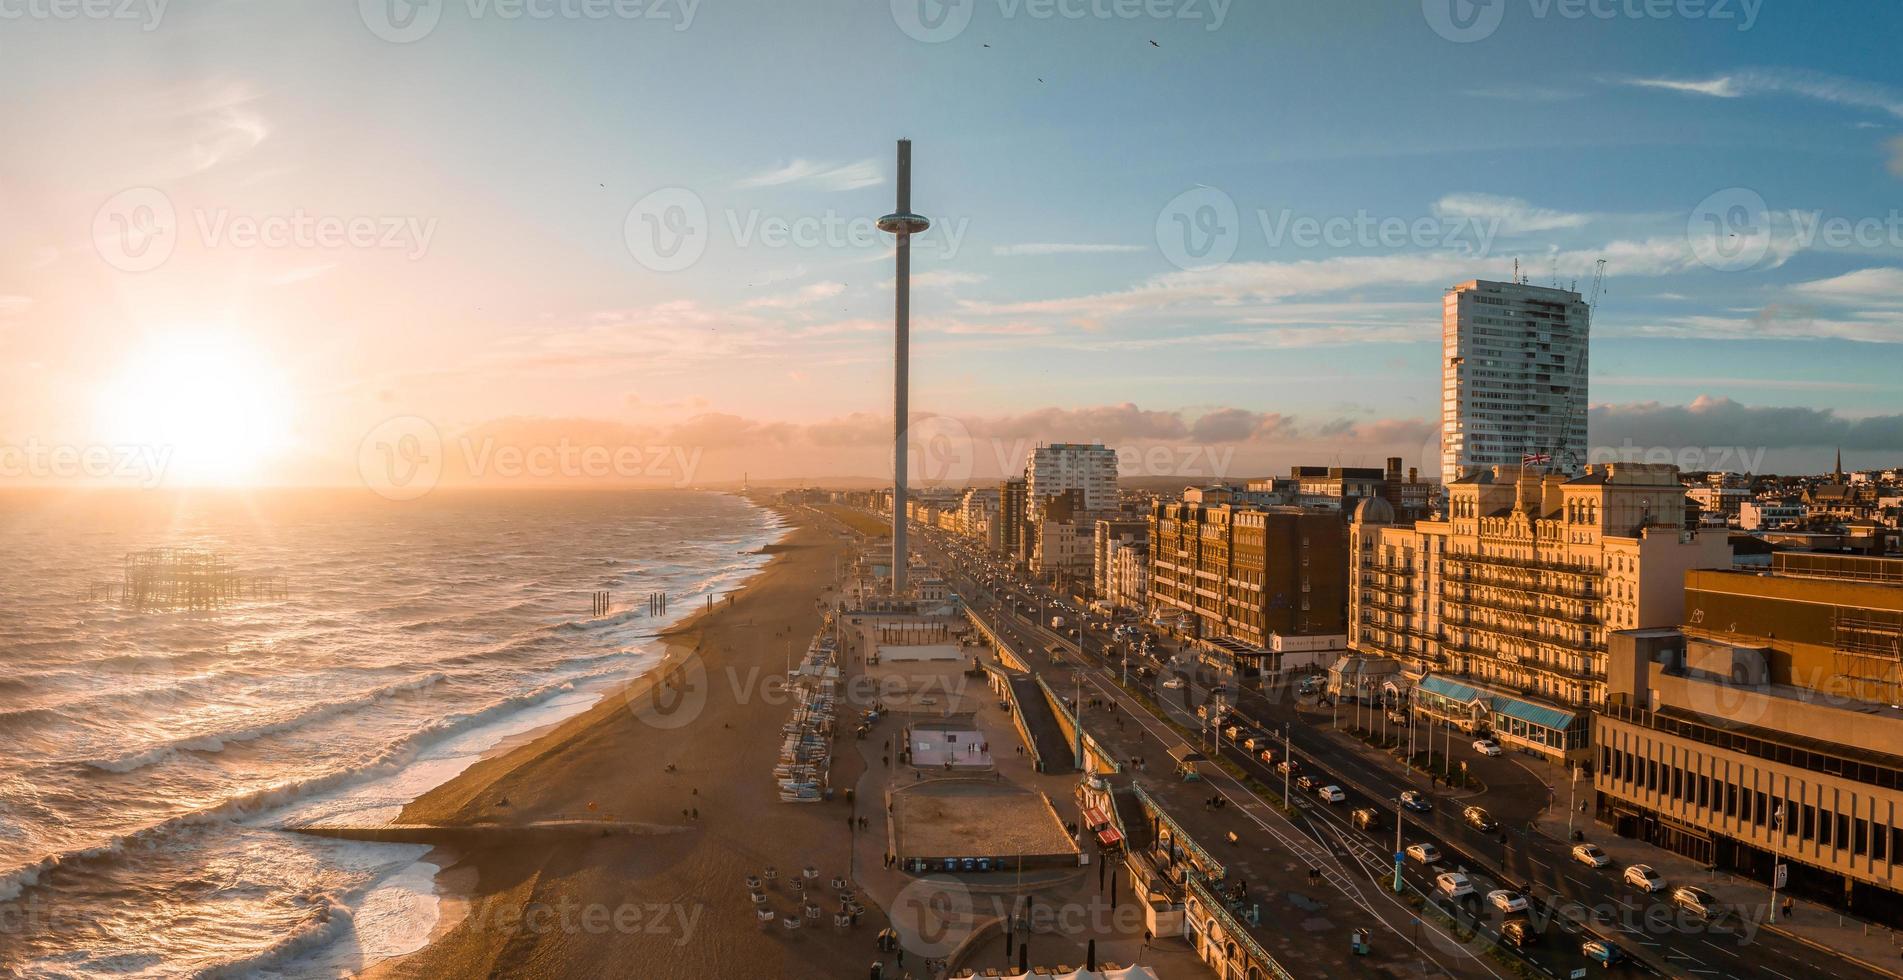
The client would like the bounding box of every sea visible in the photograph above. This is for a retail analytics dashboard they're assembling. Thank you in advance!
[0,489,786,978]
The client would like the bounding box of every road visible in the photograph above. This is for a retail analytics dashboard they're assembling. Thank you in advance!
[908,523,1878,980]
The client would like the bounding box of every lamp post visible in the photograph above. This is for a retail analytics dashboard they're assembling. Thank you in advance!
[878,139,930,597]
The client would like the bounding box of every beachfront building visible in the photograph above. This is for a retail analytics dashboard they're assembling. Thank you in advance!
[999,477,1028,563]
[1025,442,1119,515]
[1351,462,1731,764]
[1595,553,1903,924]
[1441,279,1590,485]
[1148,486,1348,646]
[1107,543,1151,615]
[1093,517,1149,600]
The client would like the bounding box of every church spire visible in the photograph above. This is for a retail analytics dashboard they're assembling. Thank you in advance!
[1835,446,1844,483]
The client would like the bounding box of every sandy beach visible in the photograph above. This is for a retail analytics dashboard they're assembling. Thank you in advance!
[364,505,880,979]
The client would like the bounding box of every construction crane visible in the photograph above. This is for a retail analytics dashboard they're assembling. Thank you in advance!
[1587,258,1608,308]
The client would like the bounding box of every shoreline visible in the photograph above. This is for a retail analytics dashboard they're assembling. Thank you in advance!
[359,502,879,979]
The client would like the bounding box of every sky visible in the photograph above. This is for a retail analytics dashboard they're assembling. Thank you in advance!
[1,0,1900,492]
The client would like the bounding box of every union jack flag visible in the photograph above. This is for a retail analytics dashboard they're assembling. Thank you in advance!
[1521,452,1552,465]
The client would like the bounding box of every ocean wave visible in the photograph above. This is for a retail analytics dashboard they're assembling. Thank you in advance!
[85,672,452,774]
[189,889,355,980]
[2,671,602,903]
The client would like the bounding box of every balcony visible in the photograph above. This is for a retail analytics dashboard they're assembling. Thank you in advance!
[1442,551,1605,577]
[1444,589,1599,624]
[1442,570,1598,601]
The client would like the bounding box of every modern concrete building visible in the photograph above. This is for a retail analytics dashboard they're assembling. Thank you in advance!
[1148,487,1347,646]
[1093,517,1149,599]
[999,476,1028,562]
[1351,462,1731,764]
[1440,279,1590,486]
[1025,443,1119,517]
[1107,541,1151,614]
[1595,552,1903,924]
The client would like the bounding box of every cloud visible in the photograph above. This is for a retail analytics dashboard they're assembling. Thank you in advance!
[1433,193,1590,234]
[1591,396,1903,454]
[735,158,883,191]
[991,243,1146,256]
[742,280,847,310]
[1789,267,1903,306]
[890,270,987,290]
[1621,69,1903,120]
[0,295,32,316]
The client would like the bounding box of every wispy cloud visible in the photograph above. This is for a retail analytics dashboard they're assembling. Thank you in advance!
[1789,267,1903,305]
[992,243,1145,256]
[742,280,847,310]
[1433,193,1591,234]
[1620,69,1903,120]
[885,270,987,290]
[735,158,883,191]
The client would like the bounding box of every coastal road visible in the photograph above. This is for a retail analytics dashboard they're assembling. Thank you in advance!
[909,524,1878,980]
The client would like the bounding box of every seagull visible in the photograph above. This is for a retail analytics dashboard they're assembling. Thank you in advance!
[1149,40,1159,47]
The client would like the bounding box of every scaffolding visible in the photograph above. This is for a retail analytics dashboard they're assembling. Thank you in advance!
[1832,608,1903,696]
[90,548,288,611]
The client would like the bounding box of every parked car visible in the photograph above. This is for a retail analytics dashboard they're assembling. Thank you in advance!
[1672,885,1722,919]
[1435,872,1474,899]
[1462,806,1499,831]
[1405,843,1441,865]
[1399,790,1432,813]
[1581,939,1625,967]
[1387,710,1409,724]
[1486,889,1529,915]
[1500,919,1537,948]
[1571,843,1611,868]
[1350,807,1383,831]
[1623,864,1666,893]
[1473,739,1503,757]
[1316,785,1346,803]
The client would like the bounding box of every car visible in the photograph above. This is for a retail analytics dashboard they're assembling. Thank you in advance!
[1295,775,1317,792]
[1672,885,1722,918]
[1387,710,1409,724]
[1350,807,1383,831]
[1472,739,1503,757]
[1581,939,1625,966]
[1276,760,1300,775]
[1435,872,1474,899]
[1316,785,1346,803]
[1399,790,1432,813]
[1500,919,1537,948]
[1256,747,1276,764]
[1623,864,1665,893]
[1242,733,1273,751]
[1571,843,1611,868]
[1405,843,1441,865]
[1486,889,1529,915]
[1161,677,1185,690]
[1462,806,1498,831]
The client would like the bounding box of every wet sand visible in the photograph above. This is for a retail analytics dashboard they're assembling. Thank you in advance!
[365,508,879,979]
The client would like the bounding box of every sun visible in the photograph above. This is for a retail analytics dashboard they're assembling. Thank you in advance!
[95,336,292,485]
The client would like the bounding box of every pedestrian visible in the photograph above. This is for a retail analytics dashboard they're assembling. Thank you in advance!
[691,807,699,820]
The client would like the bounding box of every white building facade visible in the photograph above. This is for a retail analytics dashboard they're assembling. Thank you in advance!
[1441,280,1590,486]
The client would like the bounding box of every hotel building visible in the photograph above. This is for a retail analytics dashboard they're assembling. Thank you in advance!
[1440,279,1590,486]
[1149,486,1347,646]
[1350,462,1730,763]
[1595,552,1903,923]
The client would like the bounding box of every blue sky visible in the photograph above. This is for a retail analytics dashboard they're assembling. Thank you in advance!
[1,0,1899,484]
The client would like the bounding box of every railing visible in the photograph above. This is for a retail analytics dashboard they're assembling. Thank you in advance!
[1442,570,1599,601]
[1185,872,1296,980]
[1130,782,1226,881]
[1445,589,1599,623]
[1442,551,1605,577]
